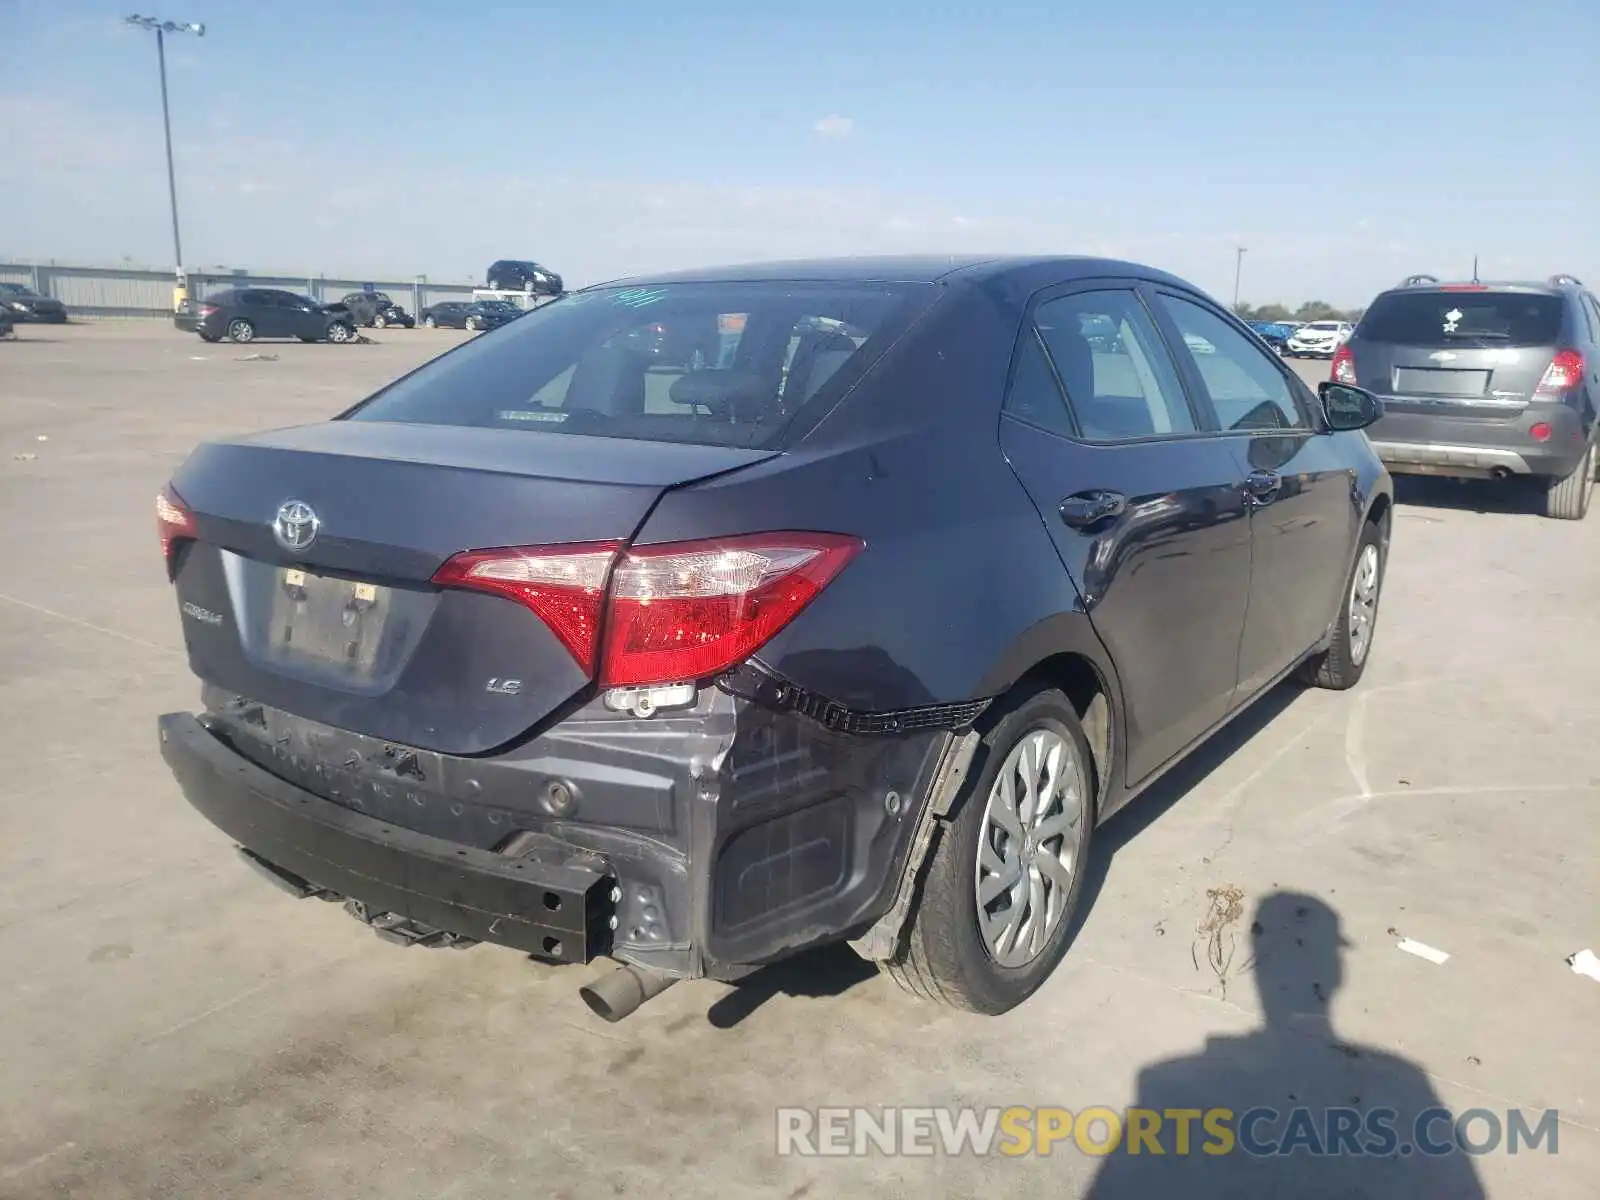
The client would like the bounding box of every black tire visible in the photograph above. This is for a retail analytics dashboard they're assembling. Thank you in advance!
[886,688,1096,1014]
[226,318,255,344]
[372,314,387,329]
[424,315,437,328]
[1543,442,1594,521]
[1297,519,1384,690]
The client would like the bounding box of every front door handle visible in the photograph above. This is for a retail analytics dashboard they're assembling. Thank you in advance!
[1244,470,1282,504]
[1059,490,1127,528]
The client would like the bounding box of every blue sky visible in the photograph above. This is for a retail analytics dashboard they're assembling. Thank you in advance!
[2,0,1594,304]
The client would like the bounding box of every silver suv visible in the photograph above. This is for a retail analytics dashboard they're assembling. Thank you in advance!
[1340,274,1600,519]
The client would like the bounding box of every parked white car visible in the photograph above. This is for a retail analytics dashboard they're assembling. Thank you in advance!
[1285,321,1353,358]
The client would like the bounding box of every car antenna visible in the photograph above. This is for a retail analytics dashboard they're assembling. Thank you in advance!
[1471,255,1479,284]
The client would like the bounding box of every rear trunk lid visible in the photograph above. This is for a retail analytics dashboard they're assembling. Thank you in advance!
[1352,288,1566,422]
[168,421,776,754]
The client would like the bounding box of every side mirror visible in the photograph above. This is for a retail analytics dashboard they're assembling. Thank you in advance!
[1319,382,1382,432]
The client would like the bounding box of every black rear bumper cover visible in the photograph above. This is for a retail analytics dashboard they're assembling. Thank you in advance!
[158,712,616,962]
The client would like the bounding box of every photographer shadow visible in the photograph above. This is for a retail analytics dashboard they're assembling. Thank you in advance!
[1085,893,1486,1199]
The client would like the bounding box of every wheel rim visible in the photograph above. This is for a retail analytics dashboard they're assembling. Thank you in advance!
[974,726,1086,968]
[229,320,252,343]
[466,318,478,331]
[329,324,349,343]
[373,316,385,328]
[1348,543,1381,666]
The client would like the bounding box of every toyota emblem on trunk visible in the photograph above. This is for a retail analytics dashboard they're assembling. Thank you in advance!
[273,500,320,553]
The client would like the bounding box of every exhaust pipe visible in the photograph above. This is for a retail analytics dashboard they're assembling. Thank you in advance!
[579,962,678,1022]
[1490,466,1513,480]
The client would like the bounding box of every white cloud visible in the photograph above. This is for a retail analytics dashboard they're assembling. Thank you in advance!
[813,114,854,140]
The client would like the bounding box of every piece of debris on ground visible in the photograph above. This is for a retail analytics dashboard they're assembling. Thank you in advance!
[1193,884,1247,996]
[1566,948,1600,981]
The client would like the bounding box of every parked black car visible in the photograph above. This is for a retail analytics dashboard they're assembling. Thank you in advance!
[0,306,15,338]
[0,282,69,323]
[486,259,564,295]
[155,256,1392,1022]
[175,288,359,344]
[1340,273,1600,520]
[338,292,415,329]
[419,300,519,331]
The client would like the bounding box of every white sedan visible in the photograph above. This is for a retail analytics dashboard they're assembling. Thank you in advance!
[1285,321,1353,358]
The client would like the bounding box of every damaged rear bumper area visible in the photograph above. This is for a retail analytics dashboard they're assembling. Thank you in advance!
[158,666,987,983]
[159,712,615,960]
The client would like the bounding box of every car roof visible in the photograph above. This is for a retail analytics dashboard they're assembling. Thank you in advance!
[592,254,1199,291]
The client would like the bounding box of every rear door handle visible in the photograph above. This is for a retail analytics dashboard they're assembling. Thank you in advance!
[1059,490,1127,528]
[1244,470,1282,504]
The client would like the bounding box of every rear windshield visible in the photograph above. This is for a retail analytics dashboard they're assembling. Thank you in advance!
[348,280,935,449]
[1358,291,1565,348]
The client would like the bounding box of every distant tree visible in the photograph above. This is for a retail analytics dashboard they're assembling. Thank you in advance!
[1291,300,1338,321]
[1252,303,1293,322]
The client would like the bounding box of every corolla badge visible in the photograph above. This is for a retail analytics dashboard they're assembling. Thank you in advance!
[273,499,320,553]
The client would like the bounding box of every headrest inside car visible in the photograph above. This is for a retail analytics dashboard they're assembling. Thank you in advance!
[668,370,772,418]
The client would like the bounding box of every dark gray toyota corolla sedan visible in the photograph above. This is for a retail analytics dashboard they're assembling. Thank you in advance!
[155,256,1393,1019]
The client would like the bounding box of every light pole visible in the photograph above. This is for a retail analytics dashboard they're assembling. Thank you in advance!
[125,15,205,281]
[1232,245,1247,312]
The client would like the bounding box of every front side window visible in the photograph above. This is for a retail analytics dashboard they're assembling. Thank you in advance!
[350,281,935,449]
[1030,290,1197,442]
[1159,295,1308,432]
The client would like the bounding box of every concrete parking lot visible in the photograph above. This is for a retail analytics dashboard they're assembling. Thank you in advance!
[2,321,1596,1198]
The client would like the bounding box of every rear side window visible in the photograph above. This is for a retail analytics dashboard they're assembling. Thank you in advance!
[1357,291,1565,348]
[1029,290,1197,441]
[349,281,935,449]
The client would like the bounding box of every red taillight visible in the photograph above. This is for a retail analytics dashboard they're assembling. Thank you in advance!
[1331,344,1357,384]
[197,303,219,317]
[1535,349,1585,398]
[430,532,864,687]
[156,484,197,579]
[430,541,621,674]
[1530,422,1552,443]
[600,533,863,687]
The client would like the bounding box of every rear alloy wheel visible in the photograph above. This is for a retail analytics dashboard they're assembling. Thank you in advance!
[464,316,480,332]
[423,315,437,328]
[1543,442,1594,521]
[372,314,387,329]
[887,688,1094,1014]
[488,279,502,292]
[226,318,255,344]
[326,322,354,344]
[1298,519,1383,690]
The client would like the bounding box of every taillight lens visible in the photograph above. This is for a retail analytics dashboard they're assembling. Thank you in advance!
[600,533,863,687]
[430,532,864,687]
[156,485,197,579]
[1535,349,1585,398]
[197,303,219,317]
[1331,344,1357,385]
[430,542,620,674]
